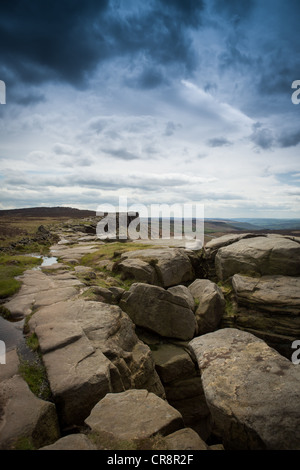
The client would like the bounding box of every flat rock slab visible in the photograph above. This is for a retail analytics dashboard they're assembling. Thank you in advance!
[215,235,300,280]
[232,274,300,314]
[120,248,195,287]
[0,375,60,450]
[120,283,197,340]
[205,233,259,258]
[50,243,100,263]
[28,299,164,427]
[85,389,184,441]
[189,328,300,450]
[3,270,82,318]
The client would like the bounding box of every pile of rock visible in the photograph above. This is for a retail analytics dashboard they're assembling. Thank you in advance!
[1,230,300,450]
[204,233,300,356]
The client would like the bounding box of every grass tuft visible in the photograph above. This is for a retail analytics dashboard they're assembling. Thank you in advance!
[0,254,42,299]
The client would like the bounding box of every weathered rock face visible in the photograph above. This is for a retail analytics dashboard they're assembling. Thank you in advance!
[0,375,60,450]
[85,389,184,441]
[225,274,300,357]
[119,283,197,340]
[118,258,158,284]
[150,342,211,439]
[215,235,300,281]
[28,299,165,428]
[189,328,300,450]
[151,343,197,384]
[204,233,259,260]
[168,285,195,311]
[118,248,195,287]
[188,279,225,334]
[232,274,300,315]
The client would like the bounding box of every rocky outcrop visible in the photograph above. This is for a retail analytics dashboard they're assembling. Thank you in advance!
[28,299,165,429]
[232,274,300,315]
[188,279,225,334]
[120,283,197,340]
[215,235,300,281]
[189,328,300,450]
[224,274,300,357]
[2,225,300,451]
[118,248,195,287]
[85,389,184,441]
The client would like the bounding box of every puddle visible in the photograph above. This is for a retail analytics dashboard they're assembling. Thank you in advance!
[40,256,58,267]
[0,316,25,352]
[27,253,58,269]
[0,254,58,351]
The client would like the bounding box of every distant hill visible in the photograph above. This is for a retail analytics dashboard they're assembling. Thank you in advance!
[230,218,300,230]
[1,207,299,233]
[0,206,96,219]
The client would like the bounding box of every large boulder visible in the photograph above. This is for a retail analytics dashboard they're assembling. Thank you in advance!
[119,248,195,287]
[120,283,197,340]
[85,389,184,441]
[188,279,225,334]
[215,235,300,280]
[28,299,164,428]
[189,328,300,450]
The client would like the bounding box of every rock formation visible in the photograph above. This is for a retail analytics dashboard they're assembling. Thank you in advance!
[1,223,300,450]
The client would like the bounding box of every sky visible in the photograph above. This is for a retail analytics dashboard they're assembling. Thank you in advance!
[0,0,300,219]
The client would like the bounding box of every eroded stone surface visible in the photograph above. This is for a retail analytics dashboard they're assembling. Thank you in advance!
[85,389,184,440]
[28,299,165,427]
[215,235,300,280]
[189,328,300,450]
[119,248,195,287]
[120,283,197,340]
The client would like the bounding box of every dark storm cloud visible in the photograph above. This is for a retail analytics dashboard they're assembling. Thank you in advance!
[249,123,274,150]
[125,65,168,90]
[0,0,110,86]
[13,90,45,106]
[157,0,204,27]
[212,0,256,22]
[278,130,300,148]
[0,0,204,92]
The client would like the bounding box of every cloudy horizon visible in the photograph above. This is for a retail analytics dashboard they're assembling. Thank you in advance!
[0,0,299,219]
